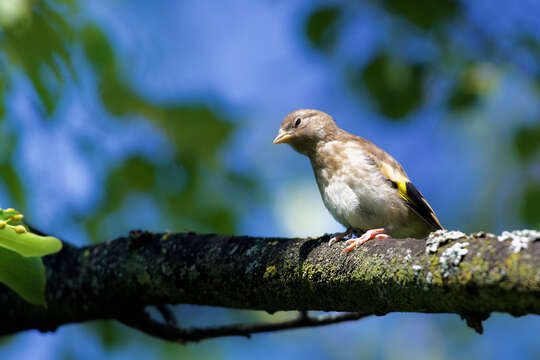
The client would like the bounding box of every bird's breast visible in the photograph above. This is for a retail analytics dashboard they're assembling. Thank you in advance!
[312,141,406,231]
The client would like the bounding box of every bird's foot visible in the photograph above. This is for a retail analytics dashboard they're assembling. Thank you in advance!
[328,228,354,246]
[342,228,389,253]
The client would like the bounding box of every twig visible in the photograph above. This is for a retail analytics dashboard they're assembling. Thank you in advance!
[119,309,372,344]
[156,305,177,326]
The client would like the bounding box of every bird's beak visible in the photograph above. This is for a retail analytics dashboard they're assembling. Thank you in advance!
[273,130,293,144]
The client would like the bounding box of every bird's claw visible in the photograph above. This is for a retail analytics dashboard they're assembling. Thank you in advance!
[328,229,354,246]
[342,228,389,253]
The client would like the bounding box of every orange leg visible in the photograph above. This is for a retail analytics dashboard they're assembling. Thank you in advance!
[342,228,389,253]
[328,228,354,246]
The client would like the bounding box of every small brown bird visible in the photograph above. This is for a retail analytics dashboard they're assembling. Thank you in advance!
[273,109,443,252]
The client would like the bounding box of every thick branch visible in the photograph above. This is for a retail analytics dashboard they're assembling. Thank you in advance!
[1,230,539,337]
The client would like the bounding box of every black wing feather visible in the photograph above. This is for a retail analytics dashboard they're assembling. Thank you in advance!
[404,182,443,230]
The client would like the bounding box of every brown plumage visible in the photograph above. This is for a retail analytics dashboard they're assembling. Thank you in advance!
[273,109,443,252]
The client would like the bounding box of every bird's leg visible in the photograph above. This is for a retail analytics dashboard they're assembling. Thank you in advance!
[342,228,389,253]
[328,228,354,246]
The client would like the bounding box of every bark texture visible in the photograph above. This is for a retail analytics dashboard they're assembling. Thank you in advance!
[1,230,539,336]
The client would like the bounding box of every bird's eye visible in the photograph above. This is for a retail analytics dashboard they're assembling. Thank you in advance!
[294,118,301,127]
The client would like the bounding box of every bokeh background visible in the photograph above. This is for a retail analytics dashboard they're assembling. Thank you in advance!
[1,0,540,359]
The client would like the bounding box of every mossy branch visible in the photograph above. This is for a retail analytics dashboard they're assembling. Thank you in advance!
[0,230,539,340]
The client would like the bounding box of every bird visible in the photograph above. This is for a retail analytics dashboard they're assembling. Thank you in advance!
[272,109,443,253]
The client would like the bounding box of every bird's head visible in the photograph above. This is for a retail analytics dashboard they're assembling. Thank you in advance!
[272,109,338,155]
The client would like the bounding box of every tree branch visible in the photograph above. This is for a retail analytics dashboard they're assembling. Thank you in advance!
[119,309,371,343]
[1,230,539,339]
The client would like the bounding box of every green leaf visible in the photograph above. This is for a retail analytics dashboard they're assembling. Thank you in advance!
[0,225,62,257]
[0,246,46,305]
[383,0,459,29]
[0,164,26,209]
[447,82,479,112]
[513,121,540,161]
[89,321,131,349]
[0,76,4,119]
[81,25,115,73]
[304,5,342,53]
[447,64,498,113]
[521,183,540,228]
[356,53,426,119]
[3,3,75,115]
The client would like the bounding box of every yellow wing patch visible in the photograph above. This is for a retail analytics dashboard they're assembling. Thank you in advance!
[378,161,443,229]
[379,162,413,202]
[379,162,408,184]
[396,181,409,202]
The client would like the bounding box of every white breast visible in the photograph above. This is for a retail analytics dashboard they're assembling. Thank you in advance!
[312,141,407,231]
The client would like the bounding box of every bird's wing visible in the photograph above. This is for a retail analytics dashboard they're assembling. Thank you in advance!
[346,134,443,230]
[378,160,443,230]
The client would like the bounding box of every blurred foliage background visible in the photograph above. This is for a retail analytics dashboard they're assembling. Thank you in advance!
[0,0,539,359]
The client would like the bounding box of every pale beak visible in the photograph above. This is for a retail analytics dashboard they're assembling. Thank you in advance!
[273,130,294,144]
